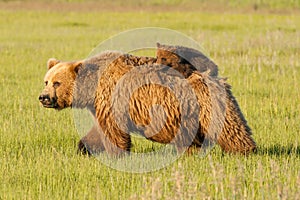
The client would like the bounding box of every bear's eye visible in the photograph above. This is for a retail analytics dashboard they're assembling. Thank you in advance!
[53,82,60,88]
[160,58,167,62]
[44,81,48,86]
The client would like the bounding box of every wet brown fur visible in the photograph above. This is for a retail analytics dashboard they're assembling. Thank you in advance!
[155,44,255,154]
[79,52,255,155]
[188,72,256,154]
[40,47,256,156]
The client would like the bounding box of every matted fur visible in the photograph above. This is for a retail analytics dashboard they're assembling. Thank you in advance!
[188,72,256,154]
[81,53,255,156]
[40,47,256,156]
[96,62,202,155]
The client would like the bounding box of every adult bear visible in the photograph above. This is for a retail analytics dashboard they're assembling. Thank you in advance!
[39,48,256,156]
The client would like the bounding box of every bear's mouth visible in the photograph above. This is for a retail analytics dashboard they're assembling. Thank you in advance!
[42,103,57,108]
[39,96,59,109]
[41,101,58,109]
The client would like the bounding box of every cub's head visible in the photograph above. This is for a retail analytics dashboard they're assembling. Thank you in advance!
[39,58,83,110]
[156,43,182,67]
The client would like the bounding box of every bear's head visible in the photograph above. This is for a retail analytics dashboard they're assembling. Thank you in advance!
[156,42,182,67]
[156,43,218,77]
[39,58,83,110]
[156,43,197,78]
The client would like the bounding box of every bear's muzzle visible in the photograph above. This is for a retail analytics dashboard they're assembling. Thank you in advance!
[39,93,57,108]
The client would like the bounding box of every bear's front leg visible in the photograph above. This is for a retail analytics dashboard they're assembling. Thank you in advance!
[78,124,105,155]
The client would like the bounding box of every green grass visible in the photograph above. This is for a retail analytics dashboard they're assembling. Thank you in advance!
[0,1,300,199]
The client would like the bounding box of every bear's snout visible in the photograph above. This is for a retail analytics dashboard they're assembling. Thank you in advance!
[39,93,50,102]
[39,93,55,108]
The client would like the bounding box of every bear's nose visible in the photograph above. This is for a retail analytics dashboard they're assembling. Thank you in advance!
[39,94,50,103]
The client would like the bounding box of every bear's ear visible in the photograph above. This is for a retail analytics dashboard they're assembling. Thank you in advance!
[47,58,60,70]
[70,61,83,74]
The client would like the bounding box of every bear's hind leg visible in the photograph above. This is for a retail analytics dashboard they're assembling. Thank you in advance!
[217,123,256,155]
[217,85,257,155]
[184,131,205,155]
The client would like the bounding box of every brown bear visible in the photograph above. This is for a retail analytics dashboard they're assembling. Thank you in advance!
[39,47,256,157]
[156,43,219,78]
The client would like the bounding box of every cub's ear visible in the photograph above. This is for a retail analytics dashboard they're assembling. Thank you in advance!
[156,42,161,48]
[71,61,83,74]
[47,58,60,70]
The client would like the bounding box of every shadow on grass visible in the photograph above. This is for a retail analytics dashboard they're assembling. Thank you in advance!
[256,145,300,157]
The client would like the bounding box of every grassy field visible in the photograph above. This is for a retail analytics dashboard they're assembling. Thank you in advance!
[0,0,299,199]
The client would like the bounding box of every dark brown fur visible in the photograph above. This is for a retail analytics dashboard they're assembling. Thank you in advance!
[156,43,219,77]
